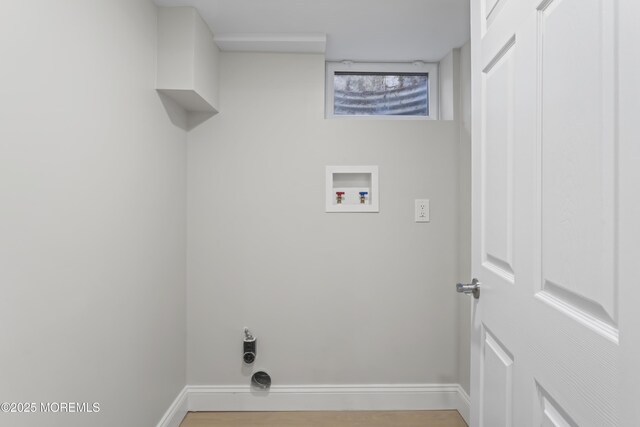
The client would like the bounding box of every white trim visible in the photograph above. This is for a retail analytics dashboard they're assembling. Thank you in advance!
[155,386,188,427]
[156,383,470,427]
[214,33,326,54]
[325,61,439,120]
[456,384,471,425]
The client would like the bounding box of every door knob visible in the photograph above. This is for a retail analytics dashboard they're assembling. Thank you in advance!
[456,278,480,299]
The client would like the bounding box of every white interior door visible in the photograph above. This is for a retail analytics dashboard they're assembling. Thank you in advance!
[469,0,636,425]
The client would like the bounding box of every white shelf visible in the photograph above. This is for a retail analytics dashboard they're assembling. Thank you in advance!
[325,166,379,213]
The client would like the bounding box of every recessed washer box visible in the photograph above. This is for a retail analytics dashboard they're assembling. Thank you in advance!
[325,166,379,213]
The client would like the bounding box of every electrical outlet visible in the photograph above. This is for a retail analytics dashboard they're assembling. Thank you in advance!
[415,199,430,222]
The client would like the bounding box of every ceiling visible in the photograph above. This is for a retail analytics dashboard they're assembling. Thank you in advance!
[153,0,470,62]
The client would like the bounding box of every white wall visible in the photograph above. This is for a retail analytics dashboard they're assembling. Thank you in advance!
[187,52,460,387]
[456,41,472,396]
[440,43,472,397]
[439,44,472,397]
[0,2,187,426]
[439,50,459,121]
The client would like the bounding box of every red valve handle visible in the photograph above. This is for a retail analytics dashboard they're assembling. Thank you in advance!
[336,192,345,195]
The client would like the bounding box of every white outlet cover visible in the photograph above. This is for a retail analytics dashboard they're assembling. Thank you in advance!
[415,199,430,222]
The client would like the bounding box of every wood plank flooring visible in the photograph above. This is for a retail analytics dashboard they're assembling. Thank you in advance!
[179,410,468,427]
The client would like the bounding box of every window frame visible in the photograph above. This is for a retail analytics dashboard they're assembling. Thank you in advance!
[325,61,439,120]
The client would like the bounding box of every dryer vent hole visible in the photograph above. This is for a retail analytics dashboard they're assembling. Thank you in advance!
[251,371,271,389]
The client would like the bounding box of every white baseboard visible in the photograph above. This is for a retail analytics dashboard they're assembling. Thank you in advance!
[456,385,471,424]
[157,383,470,427]
[156,386,188,427]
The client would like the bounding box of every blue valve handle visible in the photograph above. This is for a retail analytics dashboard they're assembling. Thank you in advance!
[359,192,368,196]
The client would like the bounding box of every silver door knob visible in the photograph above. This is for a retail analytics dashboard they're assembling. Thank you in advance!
[456,278,480,299]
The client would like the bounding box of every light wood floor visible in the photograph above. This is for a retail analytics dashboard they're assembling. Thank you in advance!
[179,410,468,427]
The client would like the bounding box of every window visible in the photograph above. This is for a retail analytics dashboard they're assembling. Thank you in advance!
[325,62,438,119]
